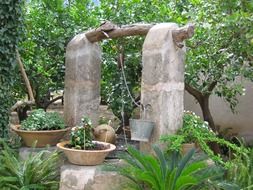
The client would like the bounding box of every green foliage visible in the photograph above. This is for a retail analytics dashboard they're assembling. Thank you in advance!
[107,145,236,190]
[227,148,253,189]
[161,111,247,167]
[0,139,60,189]
[161,111,211,151]
[20,109,65,131]
[70,116,94,149]
[184,0,253,111]
[0,0,23,137]
[16,0,98,108]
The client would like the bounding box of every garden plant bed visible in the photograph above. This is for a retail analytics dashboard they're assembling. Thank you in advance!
[64,142,110,150]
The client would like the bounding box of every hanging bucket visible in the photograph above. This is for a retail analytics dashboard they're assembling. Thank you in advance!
[129,119,155,142]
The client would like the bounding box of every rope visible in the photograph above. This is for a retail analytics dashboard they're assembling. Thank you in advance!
[120,72,128,145]
[119,52,140,107]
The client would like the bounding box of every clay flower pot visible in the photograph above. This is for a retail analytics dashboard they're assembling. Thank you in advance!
[181,143,197,155]
[11,125,70,148]
[57,141,116,166]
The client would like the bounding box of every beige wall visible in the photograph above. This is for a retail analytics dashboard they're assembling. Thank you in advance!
[184,80,253,144]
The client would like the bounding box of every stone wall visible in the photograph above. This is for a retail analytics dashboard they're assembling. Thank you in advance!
[60,161,129,190]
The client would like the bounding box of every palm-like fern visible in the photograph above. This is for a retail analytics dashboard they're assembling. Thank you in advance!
[0,140,60,190]
[107,145,238,190]
[227,148,253,190]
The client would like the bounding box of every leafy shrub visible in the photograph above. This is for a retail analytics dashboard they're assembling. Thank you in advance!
[0,139,60,189]
[166,111,211,150]
[226,148,253,189]
[0,0,23,138]
[107,145,237,190]
[161,111,246,167]
[21,109,65,131]
[70,116,94,149]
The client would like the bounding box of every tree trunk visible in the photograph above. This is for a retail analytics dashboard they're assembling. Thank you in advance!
[185,84,221,154]
[185,84,217,132]
[198,95,217,132]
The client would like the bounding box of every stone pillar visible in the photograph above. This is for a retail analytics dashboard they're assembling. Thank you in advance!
[140,23,185,153]
[64,33,101,127]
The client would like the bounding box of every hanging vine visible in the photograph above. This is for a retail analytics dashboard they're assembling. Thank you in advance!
[0,0,23,138]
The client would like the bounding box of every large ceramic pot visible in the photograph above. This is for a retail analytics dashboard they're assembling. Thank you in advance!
[11,125,70,148]
[57,141,116,166]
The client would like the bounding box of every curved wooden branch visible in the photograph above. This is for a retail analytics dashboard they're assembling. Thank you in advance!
[16,50,35,102]
[185,83,203,103]
[85,22,153,42]
[44,95,63,110]
[85,21,194,45]
[172,24,195,45]
[11,100,35,112]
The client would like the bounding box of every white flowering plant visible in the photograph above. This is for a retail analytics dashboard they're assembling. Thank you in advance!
[161,111,245,167]
[161,111,215,151]
[70,116,94,150]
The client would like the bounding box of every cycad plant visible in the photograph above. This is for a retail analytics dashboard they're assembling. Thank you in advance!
[226,148,253,190]
[107,145,238,190]
[0,140,60,190]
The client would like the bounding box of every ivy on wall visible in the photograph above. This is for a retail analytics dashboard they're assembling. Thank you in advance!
[0,0,23,138]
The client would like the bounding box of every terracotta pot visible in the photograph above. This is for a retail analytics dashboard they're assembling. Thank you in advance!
[57,141,116,166]
[181,143,196,155]
[11,125,70,148]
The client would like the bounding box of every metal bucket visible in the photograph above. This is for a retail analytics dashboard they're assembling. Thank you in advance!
[129,119,155,142]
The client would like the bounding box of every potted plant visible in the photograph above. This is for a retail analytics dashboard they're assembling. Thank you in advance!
[11,109,70,147]
[161,111,210,154]
[57,116,116,166]
[161,111,245,166]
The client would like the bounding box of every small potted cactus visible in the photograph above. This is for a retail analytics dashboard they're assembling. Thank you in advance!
[57,116,116,166]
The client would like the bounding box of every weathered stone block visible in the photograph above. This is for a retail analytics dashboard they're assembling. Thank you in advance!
[64,34,101,127]
[19,146,58,160]
[60,161,128,190]
[140,23,185,153]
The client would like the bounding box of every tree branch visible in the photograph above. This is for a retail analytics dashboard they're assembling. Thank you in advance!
[16,50,35,102]
[185,83,203,102]
[85,21,194,46]
[11,100,35,112]
[207,81,217,94]
[44,96,63,110]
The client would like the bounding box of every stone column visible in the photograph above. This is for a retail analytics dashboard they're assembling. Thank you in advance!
[140,23,185,153]
[64,33,101,127]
